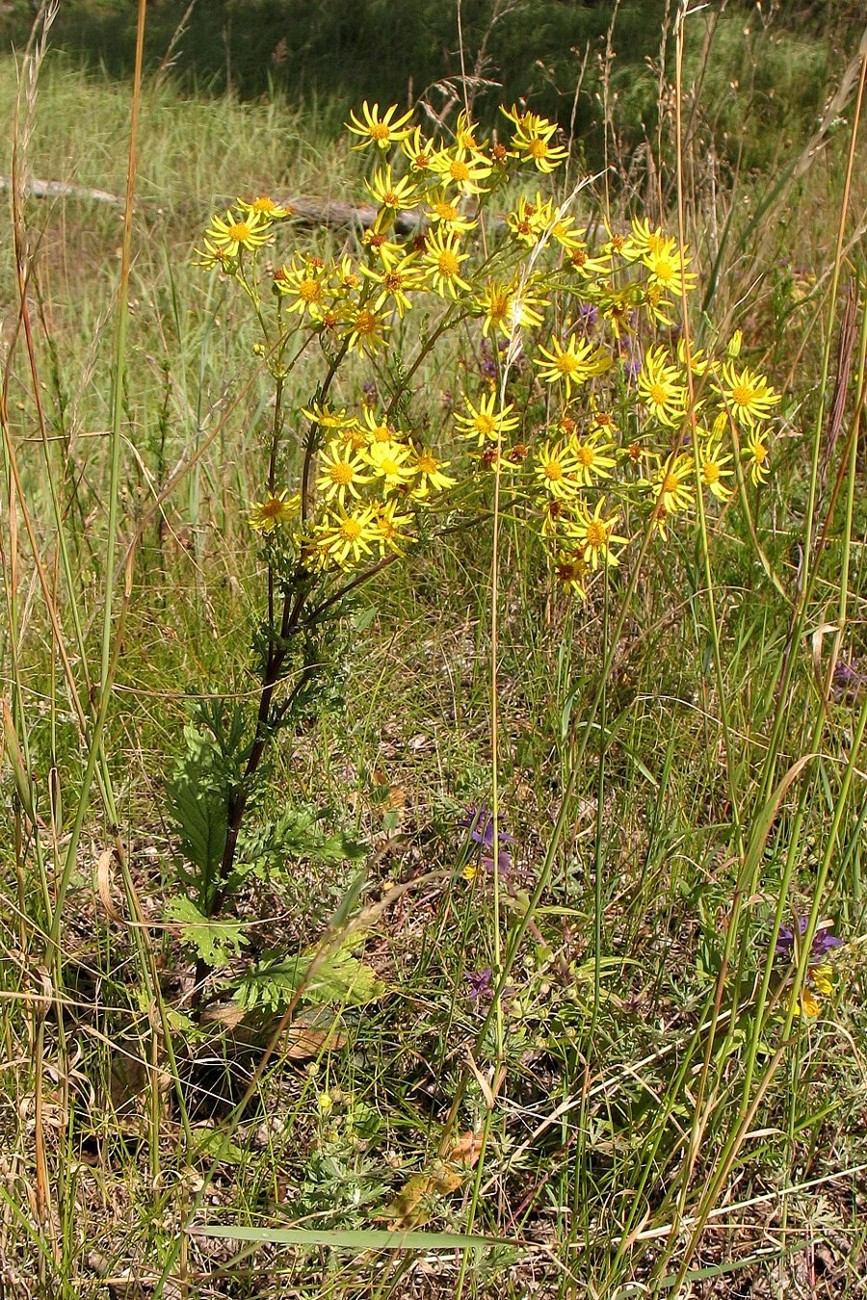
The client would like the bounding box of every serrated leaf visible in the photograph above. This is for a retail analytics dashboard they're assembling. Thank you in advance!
[167,896,247,967]
[234,945,384,1013]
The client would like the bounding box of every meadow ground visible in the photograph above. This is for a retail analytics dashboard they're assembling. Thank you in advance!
[2,11,867,1299]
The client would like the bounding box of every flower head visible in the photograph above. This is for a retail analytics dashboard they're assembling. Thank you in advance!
[637,346,687,426]
[534,334,611,400]
[775,916,842,960]
[249,489,300,534]
[453,392,520,446]
[565,498,627,570]
[421,228,472,298]
[715,361,781,427]
[202,209,273,257]
[346,101,414,150]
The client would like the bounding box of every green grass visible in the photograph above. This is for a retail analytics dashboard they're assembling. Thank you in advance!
[3,17,867,1300]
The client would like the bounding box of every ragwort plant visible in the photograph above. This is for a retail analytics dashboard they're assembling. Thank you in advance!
[179,96,785,951]
[179,98,785,990]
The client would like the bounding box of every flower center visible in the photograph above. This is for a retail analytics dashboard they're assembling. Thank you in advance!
[663,473,680,494]
[418,454,436,473]
[340,518,362,540]
[576,446,594,468]
[299,279,322,302]
[703,462,720,484]
[330,462,354,485]
[228,222,251,242]
[648,382,668,406]
[528,139,548,159]
[434,202,459,222]
[586,521,606,547]
[544,461,563,480]
[385,272,402,292]
[253,197,275,212]
[261,498,284,518]
[370,123,390,142]
[653,258,674,282]
[475,414,497,437]
[355,311,377,335]
[383,190,400,206]
[732,383,755,407]
[488,294,508,321]
[438,250,459,276]
[450,159,470,181]
[753,442,767,463]
[556,353,578,375]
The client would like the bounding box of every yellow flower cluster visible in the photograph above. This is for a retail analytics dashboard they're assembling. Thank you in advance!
[306,404,456,567]
[197,101,782,593]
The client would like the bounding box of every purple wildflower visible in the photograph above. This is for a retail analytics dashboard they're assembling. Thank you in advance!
[578,303,598,329]
[775,915,843,959]
[480,340,498,381]
[466,967,493,1001]
[833,659,867,693]
[460,803,515,882]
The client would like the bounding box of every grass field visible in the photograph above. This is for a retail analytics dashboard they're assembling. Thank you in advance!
[3,6,867,1298]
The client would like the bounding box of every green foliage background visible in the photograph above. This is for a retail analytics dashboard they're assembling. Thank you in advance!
[1,0,862,167]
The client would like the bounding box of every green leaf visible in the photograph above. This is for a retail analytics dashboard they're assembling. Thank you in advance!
[167,896,247,967]
[234,944,384,1013]
[192,1224,510,1251]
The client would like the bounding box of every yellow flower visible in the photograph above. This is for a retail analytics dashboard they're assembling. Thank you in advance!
[203,209,273,256]
[506,193,557,245]
[453,392,520,445]
[569,430,617,487]
[401,126,436,172]
[361,255,426,317]
[316,441,373,506]
[365,165,422,212]
[361,407,400,445]
[698,438,733,500]
[474,277,547,338]
[621,215,668,262]
[341,304,392,355]
[565,498,627,570]
[641,236,696,297]
[192,238,234,271]
[455,109,487,154]
[361,227,405,270]
[794,965,833,1017]
[534,440,581,499]
[346,101,414,150]
[637,346,687,426]
[677,338,709,376]
[534,334,611,400]
[421,228,472,298]
[424,189,477,234]
[727,329,743,358]
[363,439,414,491]
[428,145,493,195]
[552,550,588,599]
[744,430,771,484]
[567,242,613,278]
[715,361,781,426]
[237,194,293,220]
[316,504,378,566]
[505,107,569,172]
[301,401,352,431]
[407,448,457,497]
[274,254,329,320]
[249,489,300,533]
[371,499,414,556]
[652,453,695,514]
